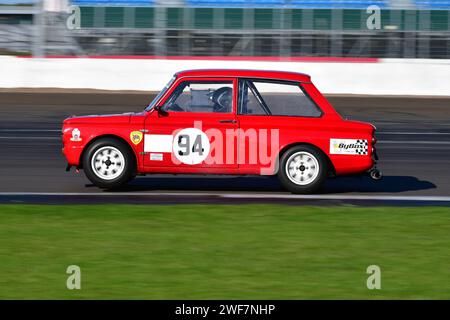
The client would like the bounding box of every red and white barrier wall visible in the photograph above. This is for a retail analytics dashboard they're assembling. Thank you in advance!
[1,56,450,96]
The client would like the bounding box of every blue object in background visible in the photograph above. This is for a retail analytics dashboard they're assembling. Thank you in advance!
[186,0,389,9]
[0,0,38,4]
[71,0,155,6]
[67,0,450,10]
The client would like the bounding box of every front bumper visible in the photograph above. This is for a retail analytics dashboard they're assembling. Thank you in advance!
[62,144,84,167]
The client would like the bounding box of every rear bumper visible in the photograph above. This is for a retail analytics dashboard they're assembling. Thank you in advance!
[331,153,374,176]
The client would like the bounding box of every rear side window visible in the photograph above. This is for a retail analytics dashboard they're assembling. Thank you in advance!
[238,79,322,117]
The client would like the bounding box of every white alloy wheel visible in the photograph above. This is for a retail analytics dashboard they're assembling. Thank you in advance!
[90,146,126,180]
[285,151,320,186]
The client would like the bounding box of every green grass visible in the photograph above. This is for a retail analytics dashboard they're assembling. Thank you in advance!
[0,204,450,299]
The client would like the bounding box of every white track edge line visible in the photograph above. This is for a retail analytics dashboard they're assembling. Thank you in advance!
[0,192,450,202]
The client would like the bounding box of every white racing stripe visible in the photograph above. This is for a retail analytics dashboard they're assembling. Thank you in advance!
[2,130,450,146]
[3,129,450,135]
[0,192,450,202]
[1,136,449,146]
[144,134,173,153]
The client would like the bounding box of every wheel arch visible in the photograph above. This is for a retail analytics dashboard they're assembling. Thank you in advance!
[278,142,336,177]
[79,134,138,170]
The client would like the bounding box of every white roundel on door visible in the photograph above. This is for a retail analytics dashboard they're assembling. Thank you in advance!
[173,128,210,165]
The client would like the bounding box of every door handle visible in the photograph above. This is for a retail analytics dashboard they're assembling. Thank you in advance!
[219,119,237,124]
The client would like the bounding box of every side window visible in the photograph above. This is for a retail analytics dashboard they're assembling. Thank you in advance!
[163,81,233,113]
[239,79,322,117]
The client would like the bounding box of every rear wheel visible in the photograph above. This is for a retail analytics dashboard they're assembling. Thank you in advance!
[82,138,135,189]
[277,145,327,194]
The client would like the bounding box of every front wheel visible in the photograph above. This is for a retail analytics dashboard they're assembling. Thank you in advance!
[82,138,135,189]
[277,145,328,194]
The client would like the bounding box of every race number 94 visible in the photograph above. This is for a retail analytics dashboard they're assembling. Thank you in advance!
[173,128,210,165]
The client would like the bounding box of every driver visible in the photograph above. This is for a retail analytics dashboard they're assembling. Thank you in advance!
[211,87,232,113]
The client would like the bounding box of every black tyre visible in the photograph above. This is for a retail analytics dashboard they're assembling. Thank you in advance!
[277,145,328,194]
[82,137,135,189]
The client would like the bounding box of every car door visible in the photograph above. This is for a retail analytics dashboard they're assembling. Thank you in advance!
[142,77,239,172]
[236,78,323,175]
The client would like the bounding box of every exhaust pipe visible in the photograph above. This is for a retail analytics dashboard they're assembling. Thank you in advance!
[369,168,383,180]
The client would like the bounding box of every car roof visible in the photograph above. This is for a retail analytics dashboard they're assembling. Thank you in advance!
[175,69,311,82]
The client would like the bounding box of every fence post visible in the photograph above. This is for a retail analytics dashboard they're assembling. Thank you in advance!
[301,9,313,55]
[403,10,417,58]
[418,10,430,58]
[32,0,45,57]
[243,8,255,56]
[331,9,343,57]
[154,6,167,56]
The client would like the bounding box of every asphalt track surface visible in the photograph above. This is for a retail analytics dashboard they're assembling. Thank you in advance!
[0,92,449,205]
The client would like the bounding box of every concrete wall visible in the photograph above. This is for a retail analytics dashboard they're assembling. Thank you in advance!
[1,56,449,96]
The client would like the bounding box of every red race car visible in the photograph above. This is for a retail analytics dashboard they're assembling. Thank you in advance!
[62,69,380,193]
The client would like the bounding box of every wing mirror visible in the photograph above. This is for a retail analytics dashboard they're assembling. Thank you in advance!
[153,105,168,116]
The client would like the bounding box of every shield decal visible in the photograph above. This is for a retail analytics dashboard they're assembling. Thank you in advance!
[130,131,143,145]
